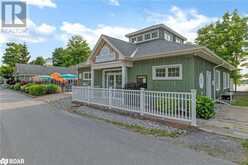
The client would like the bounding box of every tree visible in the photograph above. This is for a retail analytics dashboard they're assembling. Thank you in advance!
[19,43,30,64]
[195,10,248,91]
[52,47,67,66]
[0,65,14,79]
[2,42,30,67]
[30,56,46,65]
[66,35,91,66]
[52,35,91,67]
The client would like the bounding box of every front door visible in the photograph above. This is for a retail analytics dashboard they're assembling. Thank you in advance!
[206,71,212,98]
[106,72,122,89]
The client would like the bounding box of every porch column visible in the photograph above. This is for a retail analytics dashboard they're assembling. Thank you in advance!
[91,68,94,87]
[122,64,127,88]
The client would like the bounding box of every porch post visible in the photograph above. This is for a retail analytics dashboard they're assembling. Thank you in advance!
[91,68,94,87]
[122,64,127,89]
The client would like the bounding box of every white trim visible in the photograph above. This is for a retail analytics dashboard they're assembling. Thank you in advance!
[131,30,159,44]
[152,64,182,80]
[215,70,220,91]
[102,68,122,88]
[82,71,91,80]
[227,73,230,89]
[223,72,227,89]
[92,60,133,70]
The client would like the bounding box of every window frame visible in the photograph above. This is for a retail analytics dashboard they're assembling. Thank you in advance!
[223,72,227,89]
[215,70,220,91]
[152,64,182,80]
[82,71,91,81]
[175,37,182,44]
[226,73,230,89]
[164,31,172,41]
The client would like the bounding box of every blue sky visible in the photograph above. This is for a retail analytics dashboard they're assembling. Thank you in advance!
[0,0,247,73]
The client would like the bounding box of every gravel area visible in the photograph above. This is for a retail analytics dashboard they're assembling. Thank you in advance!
[45,95,246,164]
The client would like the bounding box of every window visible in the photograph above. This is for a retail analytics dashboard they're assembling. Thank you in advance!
[151,31,158,38]
[175,37,182,44]
[226,73,230,88]
[131,37,136,43]
[164,32,172,41]
[95,46,115,63]
[83,72,91,80]
[168,67,180,77]
[152,64,182,80]
[215,70,220,90]
[144,33,151,40]
[137,35,143,42]
[223,72,226,89]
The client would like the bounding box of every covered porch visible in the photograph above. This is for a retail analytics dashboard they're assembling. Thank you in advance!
[90,61,133,89]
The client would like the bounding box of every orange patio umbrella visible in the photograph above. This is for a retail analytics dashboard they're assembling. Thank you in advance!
[50,73,67,83]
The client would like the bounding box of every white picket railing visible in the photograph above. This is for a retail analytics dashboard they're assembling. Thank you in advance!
[72,86,197,126]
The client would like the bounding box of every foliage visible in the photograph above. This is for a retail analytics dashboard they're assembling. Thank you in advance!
[195,10,248,90]
[21,83,35,93]
[30,56,46,65]
[2,42,30,67]
[196,96,215,119]
[28,84,47,96]
[13,83,21,90]
[46,83,61,94]
[0,65,14,79]
[52,35,91,67]
[231,94,248,107]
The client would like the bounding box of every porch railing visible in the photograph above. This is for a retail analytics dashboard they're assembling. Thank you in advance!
[72,86,197,126]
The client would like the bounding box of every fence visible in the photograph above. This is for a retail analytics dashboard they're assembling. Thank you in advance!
[72,86,197,126]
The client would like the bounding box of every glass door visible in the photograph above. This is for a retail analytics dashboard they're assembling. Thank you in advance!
[106,72,122,89]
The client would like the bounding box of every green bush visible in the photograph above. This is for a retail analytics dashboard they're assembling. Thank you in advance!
[14,83,21,90]
[21,83,35,93]
[45,84,61,94]
[28,84,47,96]
[196,96,215,119]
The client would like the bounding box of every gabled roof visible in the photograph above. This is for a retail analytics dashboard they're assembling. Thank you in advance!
[15,64,77,75]
[83,34,235,71]
[103,35,136,57]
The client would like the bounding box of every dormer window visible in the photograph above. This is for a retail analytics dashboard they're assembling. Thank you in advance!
[131,37,136,43]
[175,37,183,44]
[164,31,172,41]
[137,35,143,42]
[145,33,151,40]
[151,31,158,38]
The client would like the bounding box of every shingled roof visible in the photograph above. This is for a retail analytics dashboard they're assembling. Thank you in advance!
[15,64,77,75]
[103,35,196,58]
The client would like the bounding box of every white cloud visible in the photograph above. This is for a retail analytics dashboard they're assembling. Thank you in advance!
[60,22,136,47]
[21,0,56,8]
[145,6,217,42]
[36,23,56,34]
[108,0,120,6]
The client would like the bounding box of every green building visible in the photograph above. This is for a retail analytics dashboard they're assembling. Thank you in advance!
[78,24,235,99]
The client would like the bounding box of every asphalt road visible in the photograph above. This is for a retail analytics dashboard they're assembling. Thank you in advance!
[0,89,235,165]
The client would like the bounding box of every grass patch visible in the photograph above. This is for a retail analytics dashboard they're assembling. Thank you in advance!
[241,139,248,165]
[74,110,178,138]
[232,95,248,107]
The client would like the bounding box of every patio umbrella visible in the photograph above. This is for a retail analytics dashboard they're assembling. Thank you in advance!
[50,73,66,82]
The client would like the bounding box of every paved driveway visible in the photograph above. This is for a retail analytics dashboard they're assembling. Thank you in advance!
[199,104,248,139]
[0,89,235,165]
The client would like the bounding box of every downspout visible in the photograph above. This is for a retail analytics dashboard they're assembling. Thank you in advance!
[213,62,224,100]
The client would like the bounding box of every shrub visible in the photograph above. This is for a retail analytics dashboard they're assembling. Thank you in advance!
[20,80,29,86]
[46,84,61,94]
[28,84,47,96]
[21,83,35,93]
[196,96,215,119]
[13,83,21,90]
